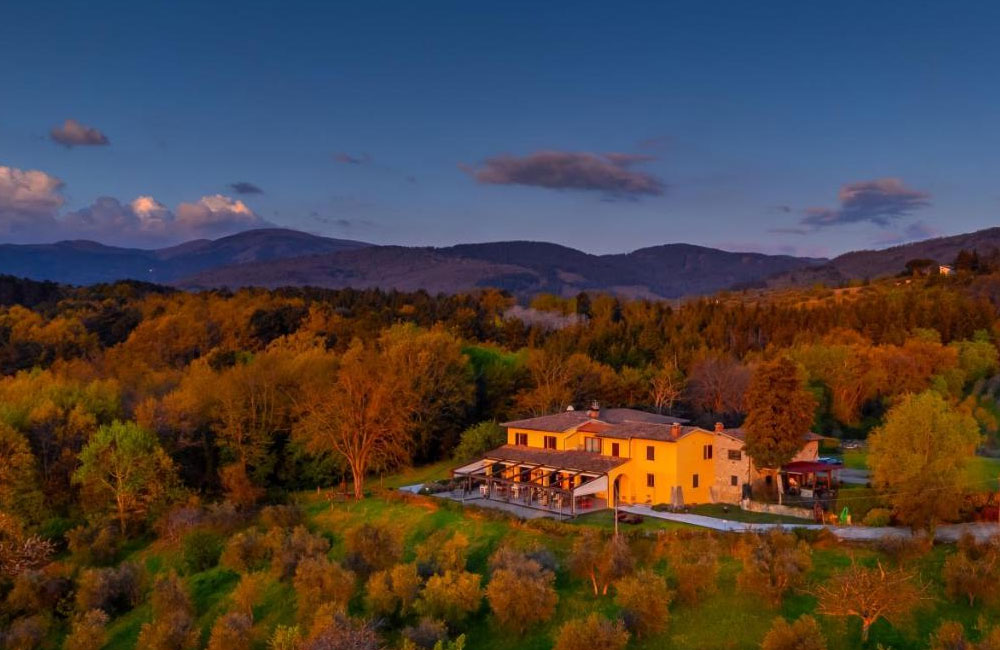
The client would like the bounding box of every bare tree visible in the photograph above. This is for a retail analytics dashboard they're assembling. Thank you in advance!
[686,355,750,418]
[813,559,928,642]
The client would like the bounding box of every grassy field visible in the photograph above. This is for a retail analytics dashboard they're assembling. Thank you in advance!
[94,481,1000,650]
[843,448,1000,490]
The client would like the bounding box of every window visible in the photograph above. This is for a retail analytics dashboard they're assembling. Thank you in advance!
[692,474,699,488]
[728,449,742,461]
[585,437,601,453]
[544,435,557,450]
[703,444,713,460]
[646,445,655,461]
[730,475,738,487]
[646,473,655,488]
[515,433,528,446]
[610,442,620,457]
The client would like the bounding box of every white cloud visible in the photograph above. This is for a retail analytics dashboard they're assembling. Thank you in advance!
[0,165,269,246]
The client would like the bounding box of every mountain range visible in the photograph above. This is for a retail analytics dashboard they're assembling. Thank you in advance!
[1,226,997,299]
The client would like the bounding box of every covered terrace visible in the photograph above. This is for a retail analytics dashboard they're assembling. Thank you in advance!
[451,445,627,517]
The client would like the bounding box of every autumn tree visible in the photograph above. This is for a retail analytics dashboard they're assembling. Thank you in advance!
[649,363,684,414]
[292,556,356,624]
[231,572,268,621]
[485,549,558,634]
[344,522,402,576]
[137,571,199,650]
[569,530,634,596]
[930,621,1000,650]
[415,531,470,575]
[64,609,110,650]
[760,615,827,650]
[813,559,927,643]
[687,354,750,418]
[206,611,254,650]
[0,423,46,524]
[942,534,999,607]
[658,531,720,604]
[743,357,816,503]
[614,569,671,639]
[452,421,506,461]
[553,614,629,650]
[296,339,413,499]
[868,391,981,533]
[73,421,178,535]
[380,324,476,461]
[737,530,812,606]
[365,562,422,618]
[415,570,483,626]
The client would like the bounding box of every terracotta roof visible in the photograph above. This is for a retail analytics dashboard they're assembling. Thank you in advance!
[596,422,708,442]
[576,420,613,433]
[479,444,628,474]
[716,428,825,444]
[784,460,843,473]
[502,408,686,433]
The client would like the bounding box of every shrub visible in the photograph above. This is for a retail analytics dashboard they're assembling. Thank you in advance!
[942,535,999,607]
[268,625,303,650]
[485,550,558,634]
[761,615,827,650]
[402,618,448,649]
[302,608,379,650]
[181,529,224,574]
[64,609,110,650]
[614,569,671,639]
[137,571,199,650]
[206,611,254,650]
[231,572,268,621]
[292,556,356,624]
[415,531,469,576]
[737,530,812,606]
[259,504,304,529]
[553,614,629,650]
[657,531,720,604]
[415,570,482,625]
[863,508,892,527]
[3,615,47,650]
[220,529,271,574]
[268,526,331,581]
[365,562,422,617]
[5,568,71,616]
[75,563,143,614]
[65,524,119,566]
[344,523,402,576]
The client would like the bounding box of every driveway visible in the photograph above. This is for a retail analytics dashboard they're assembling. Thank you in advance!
[620,504,999,543]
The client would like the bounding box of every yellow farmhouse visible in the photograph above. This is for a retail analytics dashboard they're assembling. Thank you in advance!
[453,401,825,516]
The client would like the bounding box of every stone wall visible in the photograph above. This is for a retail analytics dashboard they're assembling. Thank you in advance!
[742,500,815,520]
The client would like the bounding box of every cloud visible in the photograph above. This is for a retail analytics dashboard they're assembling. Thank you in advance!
[802,178,930,228]
[0,165,269,246]
[334,152,371,164]
[175,195,265,238]
[228,181,263,194]
[49,119,110,147]
[873,220,940,247]
[468,150,664,198]
[0,166,64,237]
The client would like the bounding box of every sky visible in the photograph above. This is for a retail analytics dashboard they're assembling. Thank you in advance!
[1,0,999,257]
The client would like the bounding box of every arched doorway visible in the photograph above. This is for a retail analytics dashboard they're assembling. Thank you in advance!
[613,474,630,506]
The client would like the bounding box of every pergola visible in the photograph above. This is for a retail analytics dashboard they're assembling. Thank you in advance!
[452,446,620,517]
[783,460,843,496]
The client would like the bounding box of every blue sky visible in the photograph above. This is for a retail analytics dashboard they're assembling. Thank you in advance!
[1,0,998,256]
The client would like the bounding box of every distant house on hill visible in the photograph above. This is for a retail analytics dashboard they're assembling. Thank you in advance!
[938,264,954,276]
[452,402,834,515]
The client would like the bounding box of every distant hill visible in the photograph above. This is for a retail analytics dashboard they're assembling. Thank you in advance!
[177,239,825,299]
[763,227,1000,288]
[0,229,370,285]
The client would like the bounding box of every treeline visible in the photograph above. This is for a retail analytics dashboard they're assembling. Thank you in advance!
[1,275,999,524]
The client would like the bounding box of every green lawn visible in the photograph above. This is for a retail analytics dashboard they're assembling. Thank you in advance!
[687,503,813,525]
[843,448,1000,491]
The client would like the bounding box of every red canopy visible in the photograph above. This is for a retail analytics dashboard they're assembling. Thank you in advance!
[784,461,843,474]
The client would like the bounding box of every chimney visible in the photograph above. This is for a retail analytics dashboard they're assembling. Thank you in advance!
[715,422,724,433]
[587,400,600,419]
[671,422,682,439]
